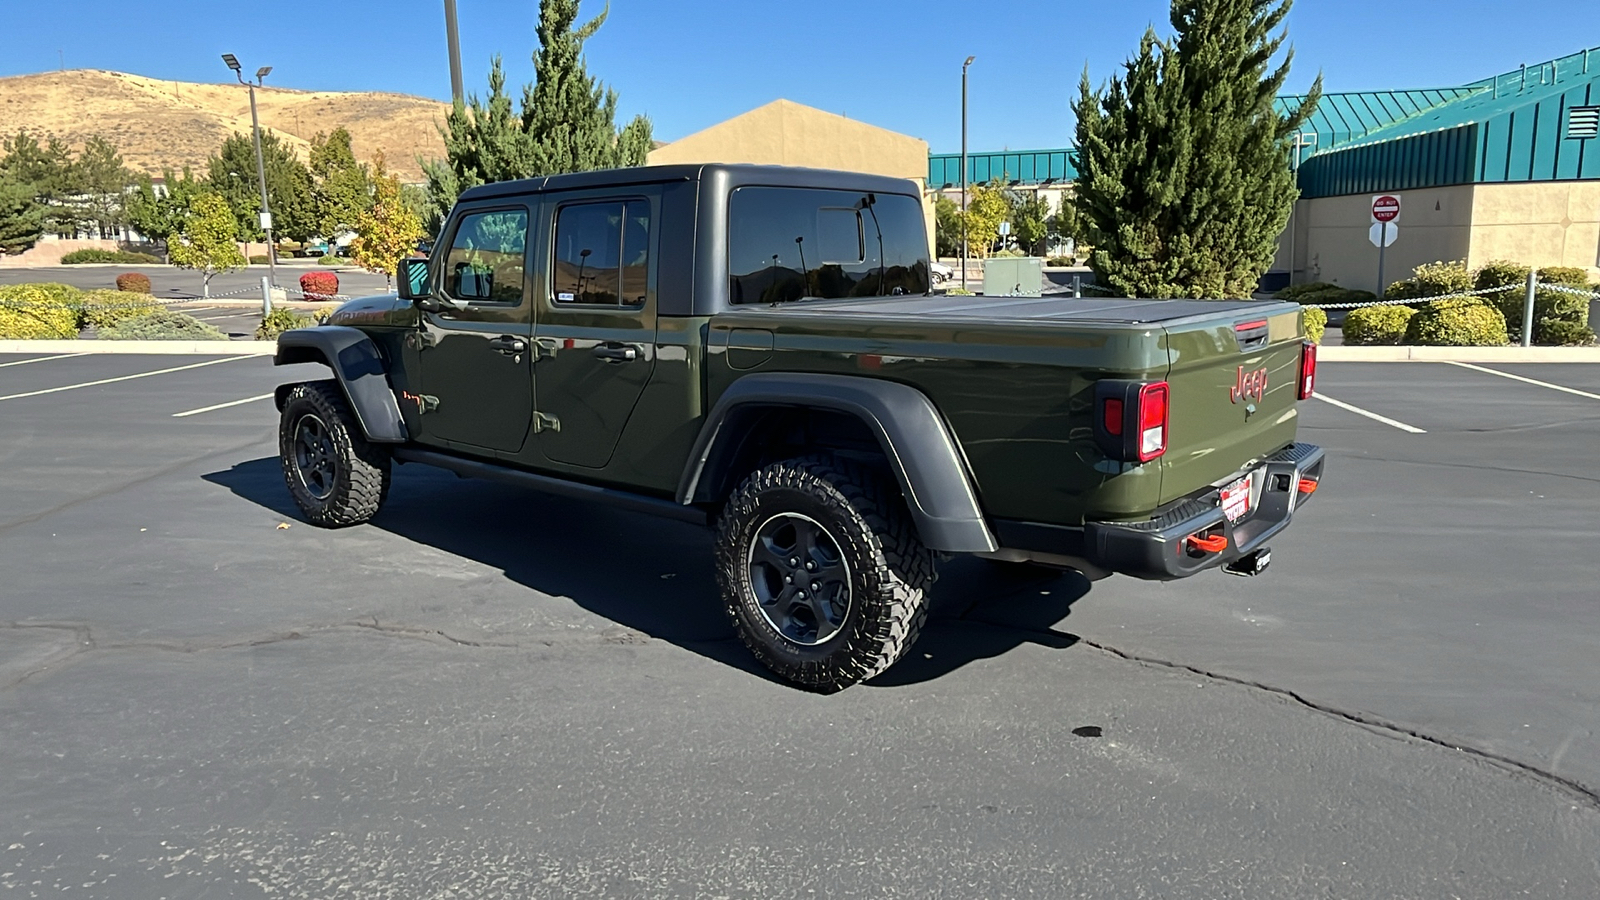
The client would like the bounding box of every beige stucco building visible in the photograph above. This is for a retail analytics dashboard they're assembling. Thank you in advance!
[648,99,935,251]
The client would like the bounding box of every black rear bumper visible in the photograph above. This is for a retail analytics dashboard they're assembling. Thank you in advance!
[990,443,1325,581]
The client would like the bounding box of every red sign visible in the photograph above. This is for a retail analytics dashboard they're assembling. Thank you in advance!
[1372,195,1401,223]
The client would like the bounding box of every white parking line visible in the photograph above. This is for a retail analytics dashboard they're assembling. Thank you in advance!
[171,393,274,418]
[0,355,255,402]
[0,353,87,368]
[1313,393,1427,433]
[1442,361,1600,401]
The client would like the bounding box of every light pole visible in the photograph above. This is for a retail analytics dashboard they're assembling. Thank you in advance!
[1286,131,1317,287]
[444,0,465,104]
[222,54,277,289]
[960,56,975,292]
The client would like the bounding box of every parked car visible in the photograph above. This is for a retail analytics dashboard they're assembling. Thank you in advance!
[928,260,953,284]
[273,164,1324,692]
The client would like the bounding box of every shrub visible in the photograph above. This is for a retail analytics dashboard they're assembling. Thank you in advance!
[1537,266,1590,287]
[1341,305,1416,345]
[1386,260,1473,302]
[318,254,340,266]
[59,248,162,264]
[99,308,228,341]
[1274,282,1338,301]
[1290,286,1376,307]
[944,287,975,296]
[1535,320,1596,346]
[1404,298,1507,346]
[254,307,319,340]
[1301,307,1327,344]
[299,271,340,301]
[1045,256,1074,267]
[249,254,271,265]
[115,272,152,294]
[0,284,79,339]
[80,289,162,330]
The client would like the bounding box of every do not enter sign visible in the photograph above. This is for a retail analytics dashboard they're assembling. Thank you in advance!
[1372,195,1401,223]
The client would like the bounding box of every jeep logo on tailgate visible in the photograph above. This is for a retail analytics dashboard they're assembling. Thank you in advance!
[1230,366,1268,404]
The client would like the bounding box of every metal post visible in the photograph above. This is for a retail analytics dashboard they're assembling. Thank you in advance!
[1377,221,1388,295]
[262,275,274,316]
[444,0,465,104]
[960,56,974,292]
[245,78,277,289]
[1072,274,1081,298]
[1522,269,1537,347]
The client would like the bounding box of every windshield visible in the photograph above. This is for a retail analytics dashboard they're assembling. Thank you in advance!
[728,187,930,304]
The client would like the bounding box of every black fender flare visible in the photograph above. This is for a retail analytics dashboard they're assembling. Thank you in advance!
[677,372,996,553]
[273,326,408,443]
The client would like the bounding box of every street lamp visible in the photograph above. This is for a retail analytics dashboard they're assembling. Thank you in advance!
[444,0,465,104]
[222,53,277,289]
[960,55,975,292]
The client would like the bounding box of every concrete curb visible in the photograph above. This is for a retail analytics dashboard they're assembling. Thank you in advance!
[0,340,277,355]
[1319,346,1600,362]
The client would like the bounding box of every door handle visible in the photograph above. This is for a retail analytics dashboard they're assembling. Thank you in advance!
[489,335,527,355]
[591,343,640,362]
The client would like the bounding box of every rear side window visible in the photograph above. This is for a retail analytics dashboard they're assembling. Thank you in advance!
[729,187,929,304]
[442,209,528,304]
[552,200,651,306]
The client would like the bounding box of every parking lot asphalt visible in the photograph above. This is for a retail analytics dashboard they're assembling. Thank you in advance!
[2,354,1600,897]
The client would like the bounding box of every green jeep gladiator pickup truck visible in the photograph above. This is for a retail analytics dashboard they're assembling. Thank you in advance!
[273,163,1324,692]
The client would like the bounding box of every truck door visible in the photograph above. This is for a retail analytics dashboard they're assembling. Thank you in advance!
[413,203,535,454]
[532,192,658,469]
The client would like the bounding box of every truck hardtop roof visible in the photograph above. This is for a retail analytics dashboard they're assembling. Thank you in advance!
[456,163,922,203]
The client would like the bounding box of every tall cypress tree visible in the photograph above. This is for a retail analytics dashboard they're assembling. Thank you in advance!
[1074,0,1319,298]
[424,0,652,229]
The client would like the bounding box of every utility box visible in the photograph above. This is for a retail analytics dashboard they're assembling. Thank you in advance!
[981,257,1044,297]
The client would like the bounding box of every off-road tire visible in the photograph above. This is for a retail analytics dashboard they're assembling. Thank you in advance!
[278,380,391,527]
[714,453,936,692]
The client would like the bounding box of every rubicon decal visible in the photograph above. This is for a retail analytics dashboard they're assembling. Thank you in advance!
[1230,366,1268,404]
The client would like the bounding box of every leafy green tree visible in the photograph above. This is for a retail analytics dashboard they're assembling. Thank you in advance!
[352,154,424,288]
[1010,190,1051,255]
[207,131,315,243]
[0,171,45,253]
[170,192,246,298]
[126,168,206,252]
[1050,192,1082,247]
[962,182,1010,259]
[423,0,653,224]
[933,194,960,257]
[308,127,372,238]
[1073,0,1319,298]
[72,136,133,239]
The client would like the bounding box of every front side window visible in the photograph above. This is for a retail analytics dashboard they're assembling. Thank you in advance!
[729,187,930,304]
[552,200,651,306]
[442,209,528,303]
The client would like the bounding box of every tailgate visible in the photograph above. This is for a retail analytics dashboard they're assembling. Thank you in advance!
[1160,305,1305,505]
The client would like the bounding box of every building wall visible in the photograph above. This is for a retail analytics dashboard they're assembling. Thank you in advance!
[1468,181,1600,277]
[1280,185,1476,292]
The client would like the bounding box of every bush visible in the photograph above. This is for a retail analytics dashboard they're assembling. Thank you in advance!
[0,284,79,339]
[249,254,271,265]
[1289,286,1377,307]
[1386,260,1473,301]
[59,248,162,264]
[1301,307,1327,344]
[1341,305,1416,345]
[1537,266,1591,287]
[1535,320,1596,346]
[1274,282,1338,301]
[318,254,340,266]
[1045,256,1074,267]
[79,289,162,330]
[115,272,152,294]
[1404,298,1507,346]
[99,308,228,341]
[944,287,975,296]
[254,307,319,340]
[299,271,340,301]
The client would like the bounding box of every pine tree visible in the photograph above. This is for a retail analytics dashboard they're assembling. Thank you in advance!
[308,127,373,238]
[0,171,45,253]
[423,0,652,225]
[207,132,315,243]
[1073,0,1319,298]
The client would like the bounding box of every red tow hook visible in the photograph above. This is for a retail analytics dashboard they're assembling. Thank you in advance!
[1186,533,1229,554]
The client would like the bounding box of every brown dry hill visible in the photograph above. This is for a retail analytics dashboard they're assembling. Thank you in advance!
[0,69,450,181]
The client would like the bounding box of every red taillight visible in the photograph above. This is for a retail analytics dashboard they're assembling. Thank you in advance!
[1136,381,1169,462]
[1103,398,1124,436]
[1299,341,1317,400]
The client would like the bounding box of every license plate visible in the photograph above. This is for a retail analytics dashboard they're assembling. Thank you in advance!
[1221,475,1252,524]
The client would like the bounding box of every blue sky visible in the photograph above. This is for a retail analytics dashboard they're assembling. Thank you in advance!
[2,1,1597,153]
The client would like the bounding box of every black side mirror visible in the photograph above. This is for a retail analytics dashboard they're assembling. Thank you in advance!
[397,257,430,301]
